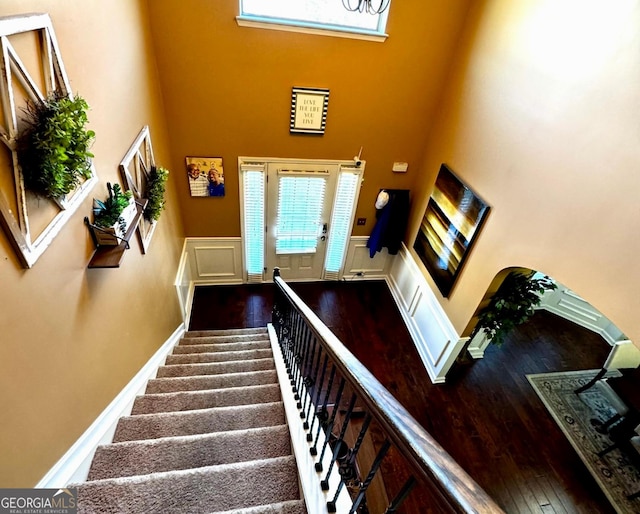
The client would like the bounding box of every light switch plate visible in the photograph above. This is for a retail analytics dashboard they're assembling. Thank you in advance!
[392,162,408,173]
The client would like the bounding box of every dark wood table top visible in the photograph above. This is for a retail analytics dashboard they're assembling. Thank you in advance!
[608,367,640,414]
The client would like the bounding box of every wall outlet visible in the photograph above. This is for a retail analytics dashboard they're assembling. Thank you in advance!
[357,218,366,226]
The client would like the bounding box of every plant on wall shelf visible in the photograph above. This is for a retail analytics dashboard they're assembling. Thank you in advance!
[472,271,557,346]
[144,166,169,222]
[18,90,95,199]
[93,183,133,235]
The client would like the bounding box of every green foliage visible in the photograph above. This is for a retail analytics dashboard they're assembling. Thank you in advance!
[18,90,95,199]
[94,183,132,234]
[474,271,557,346]
[144,166,169,222]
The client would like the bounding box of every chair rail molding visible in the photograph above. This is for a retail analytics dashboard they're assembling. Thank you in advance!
[386,243,464,383]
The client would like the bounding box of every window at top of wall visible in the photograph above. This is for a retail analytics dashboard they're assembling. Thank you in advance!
[237,0,390,41]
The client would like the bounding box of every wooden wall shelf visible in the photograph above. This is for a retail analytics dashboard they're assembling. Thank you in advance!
[86,199,147,268]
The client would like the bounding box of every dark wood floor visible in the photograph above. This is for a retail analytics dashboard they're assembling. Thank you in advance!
[190,281,615,513]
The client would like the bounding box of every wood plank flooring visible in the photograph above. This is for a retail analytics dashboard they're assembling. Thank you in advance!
[190,280,616,513]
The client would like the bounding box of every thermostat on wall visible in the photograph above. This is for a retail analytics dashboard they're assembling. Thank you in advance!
[392,162,408,173]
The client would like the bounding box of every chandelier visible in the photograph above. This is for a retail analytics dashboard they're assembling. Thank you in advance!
[342,0,390,15]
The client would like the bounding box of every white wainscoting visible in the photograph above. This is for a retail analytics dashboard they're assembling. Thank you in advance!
[386,244,465,383]
[342,236,392,279]
[538,286,625,345]
[184,237,244,285]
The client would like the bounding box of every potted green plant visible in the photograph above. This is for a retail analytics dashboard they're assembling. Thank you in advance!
[92,183,134,245]
[472,271,557,347]
[144,166,169,222]
[18,90,95,199]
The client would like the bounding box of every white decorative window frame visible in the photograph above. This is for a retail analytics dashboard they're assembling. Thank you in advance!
[119,125,156,253]
[236,1,390,42]
[0,13,97,268]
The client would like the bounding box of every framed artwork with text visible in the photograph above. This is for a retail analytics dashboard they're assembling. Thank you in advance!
[290,87,329,135]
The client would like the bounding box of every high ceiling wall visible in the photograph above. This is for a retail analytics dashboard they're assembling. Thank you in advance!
[406,0,640,343]
[146,0,472,237]
[0,0,184,486]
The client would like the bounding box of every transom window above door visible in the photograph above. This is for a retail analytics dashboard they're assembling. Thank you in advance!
[237,0,390,41]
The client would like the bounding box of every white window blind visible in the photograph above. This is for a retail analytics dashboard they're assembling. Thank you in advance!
[276,174,327,254]
[241,165,265,282]
[325,169,360,276]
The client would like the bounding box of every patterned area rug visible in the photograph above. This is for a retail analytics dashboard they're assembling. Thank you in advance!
[527,369,640,514]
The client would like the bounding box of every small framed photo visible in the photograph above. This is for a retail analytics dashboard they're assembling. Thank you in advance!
[290,87,329,135]
[185,157,225,197]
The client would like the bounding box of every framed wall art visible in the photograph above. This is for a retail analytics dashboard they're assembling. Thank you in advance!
[185,157,225,197]
[290,87,329,135]
[413,164,490,297]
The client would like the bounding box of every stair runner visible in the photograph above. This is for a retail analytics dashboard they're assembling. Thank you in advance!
[72,327,307,514]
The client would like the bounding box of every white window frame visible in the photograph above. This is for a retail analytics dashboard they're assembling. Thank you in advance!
[236,1,390,42]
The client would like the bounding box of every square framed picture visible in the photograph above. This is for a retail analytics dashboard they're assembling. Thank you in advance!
[290,87,329,134]
[185,157,225,197]
[413,164,490,297]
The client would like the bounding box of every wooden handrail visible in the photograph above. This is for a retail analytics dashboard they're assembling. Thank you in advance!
[274,273,504,513]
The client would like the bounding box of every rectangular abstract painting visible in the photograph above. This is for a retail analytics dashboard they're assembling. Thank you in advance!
[413,164,490,297]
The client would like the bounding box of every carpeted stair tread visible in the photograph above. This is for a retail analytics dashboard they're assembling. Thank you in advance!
[173,340,271,354]
[156,358,275,378]
[212,500,307,514]
[181,334,269,346]
[113,401,286,442]
[145,370,278,394]
[185,327,268,338]
[75,456,300,514]
[131,384,282,414]
[88,425,292,480]
[166,348,273,365]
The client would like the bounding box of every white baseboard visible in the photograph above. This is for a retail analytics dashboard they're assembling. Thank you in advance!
[36,324,185,488]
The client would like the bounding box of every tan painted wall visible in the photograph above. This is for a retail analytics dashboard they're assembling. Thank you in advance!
[146,0,472,237]
[407,0,640,343]
[0,1,184,486]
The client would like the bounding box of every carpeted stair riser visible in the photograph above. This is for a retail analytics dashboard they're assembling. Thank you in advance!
[113,401,286,442]
[172,340,270,354]
[156,358,275,378]
[76,456,300,514]
[145,370,278,394]
[88,425,292,480]
[214,500,307,514]
[131,384,282,415]
[165,348,273,365]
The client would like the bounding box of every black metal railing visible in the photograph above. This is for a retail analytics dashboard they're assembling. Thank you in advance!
[271,269,504,513]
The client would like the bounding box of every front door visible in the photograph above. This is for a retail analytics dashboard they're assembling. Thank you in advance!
[265,162,338,280]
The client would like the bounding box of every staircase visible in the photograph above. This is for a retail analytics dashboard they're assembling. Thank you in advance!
[73,328,307,514]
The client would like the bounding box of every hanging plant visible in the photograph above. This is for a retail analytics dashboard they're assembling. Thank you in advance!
[472,271,557,346]
[18,90,95,199]
[144,166,169,222]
